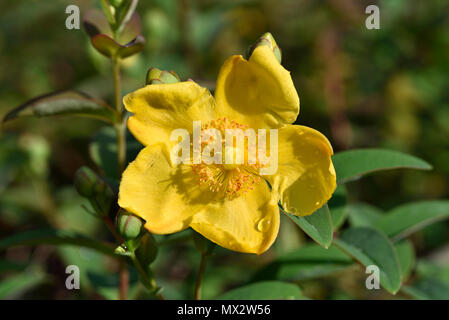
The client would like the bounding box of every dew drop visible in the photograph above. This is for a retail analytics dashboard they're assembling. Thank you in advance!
[256,218,271,232]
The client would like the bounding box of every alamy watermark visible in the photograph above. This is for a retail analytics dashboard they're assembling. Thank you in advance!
[365,265,380,290]
[65,5,80,30]
[365,5,380,30]
[65,265,80,290]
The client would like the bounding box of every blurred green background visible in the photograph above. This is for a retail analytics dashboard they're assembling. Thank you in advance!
[1,0,449,299]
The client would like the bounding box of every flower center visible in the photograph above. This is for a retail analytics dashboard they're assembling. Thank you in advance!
[191,117,266,200]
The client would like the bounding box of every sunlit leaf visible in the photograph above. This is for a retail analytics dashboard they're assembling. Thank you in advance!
[284,205,333,248]
[375,201,449,241]
[216,281,305,300]
[334,227,402,294]
[2,91,117,124]
[333,149,432,184]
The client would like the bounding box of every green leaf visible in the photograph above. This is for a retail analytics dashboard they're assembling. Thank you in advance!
[403,278,449,300]
[0,269,46,299]
[395,240,415,281]
[89,126,142,179]
[334,227,402,294]
[0,260,28,273]
[251,244,352,282]
[375,201,449,241]
[284,205,333,248]
[216,281,305,300]
[0,229,117,258]
[332,149,432,184]
[328,185,348,231]
[2,91,117,124]
[347,203,383,228]
[91,34,145,59]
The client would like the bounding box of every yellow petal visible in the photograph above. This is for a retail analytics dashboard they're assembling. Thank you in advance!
[118,144,212,234]
[267,125,336,216]
[214,45,299,129]
[190,182,280,254]
[123,81,215,146]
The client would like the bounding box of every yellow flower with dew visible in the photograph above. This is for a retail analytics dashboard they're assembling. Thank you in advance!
[118,33,336,254]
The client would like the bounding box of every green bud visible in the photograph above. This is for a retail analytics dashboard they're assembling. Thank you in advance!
[74,167,98,197]
[109,0,125,8]
[193,232,216,256]
[74,166,114,217]
[135,233,158,266]
[246,32,282,63]
[146,67,180,85]
[117,211,143,241]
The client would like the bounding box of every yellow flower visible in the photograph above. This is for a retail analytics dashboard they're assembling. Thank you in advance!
[118,44,336,254]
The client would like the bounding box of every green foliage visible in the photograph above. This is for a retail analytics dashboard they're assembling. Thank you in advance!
[375,201,449,241]
[284,205,333,249]
[0,269,47,299]
[334,227,402,294]
[216,281,305,300]
[251,244,352,282]
[2,91,118,124]
[333,149,432,184]
[0,229,118,258]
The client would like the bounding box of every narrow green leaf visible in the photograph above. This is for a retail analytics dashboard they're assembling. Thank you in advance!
[0,260,28,273]
[347,203,383,228]
[375,201,449,241]
[0,270,46,299]
[284,205,333,248]
[0,229,117,258]
[216,281,305,300]
[333,149,432,184]
[251,244,352,282]
[334,227,402,294]
[328,185,348,231]
[2,91,117,124]
[395,240,415,281]
[403,278,449,300]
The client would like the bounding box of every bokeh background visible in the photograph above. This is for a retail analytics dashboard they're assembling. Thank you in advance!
[1,0,449,299]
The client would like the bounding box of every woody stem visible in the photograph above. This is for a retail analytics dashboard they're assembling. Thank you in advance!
[194,253,208,300]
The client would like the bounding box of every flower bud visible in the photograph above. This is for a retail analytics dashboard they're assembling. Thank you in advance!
[109,0,125,8]
[74,167,115,217]
[146,67,180,85]
[135,233,158,266]
[74,166,98,198]
[246,32,282,63]
[117,211,143,241]
[193,232,216,256]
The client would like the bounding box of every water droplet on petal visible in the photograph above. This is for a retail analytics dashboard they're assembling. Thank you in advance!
[256,218,271,232]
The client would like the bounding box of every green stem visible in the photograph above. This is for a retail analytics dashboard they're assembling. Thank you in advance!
[111,55,127,300]
[112,57,126,176]
[130,252,164,299]
[194,253,208,300]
